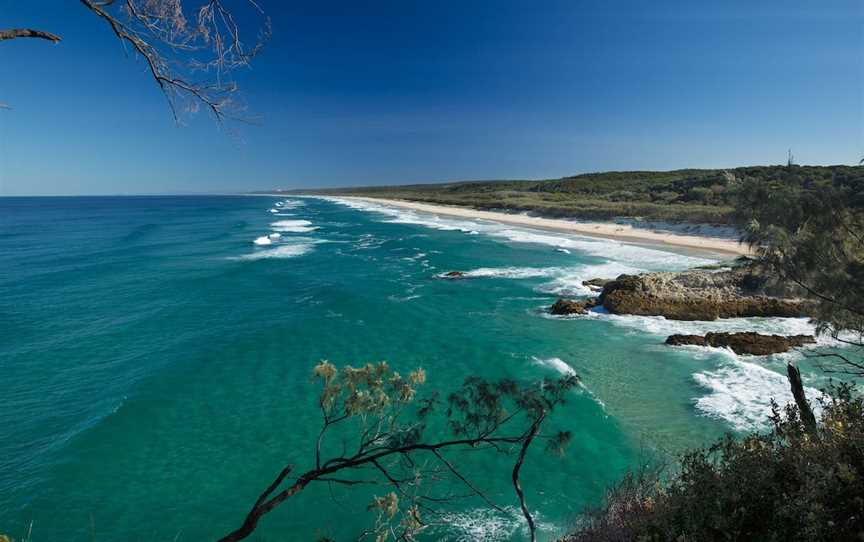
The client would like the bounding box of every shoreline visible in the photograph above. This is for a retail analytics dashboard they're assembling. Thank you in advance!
[332,196,753,258]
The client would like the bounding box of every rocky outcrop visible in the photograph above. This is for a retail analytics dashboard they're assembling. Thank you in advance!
[665,332,815,355]
[550,298,600,315]
[597,267,809,321]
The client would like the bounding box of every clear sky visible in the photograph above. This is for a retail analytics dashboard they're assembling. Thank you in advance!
[1,1,862,195]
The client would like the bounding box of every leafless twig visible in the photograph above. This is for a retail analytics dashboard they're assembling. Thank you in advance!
[1,1,269,124]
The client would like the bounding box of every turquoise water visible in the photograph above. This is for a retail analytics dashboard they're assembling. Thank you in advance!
[0,196,829,541]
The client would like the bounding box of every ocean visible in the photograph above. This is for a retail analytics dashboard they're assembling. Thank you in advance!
[0,195,830,541]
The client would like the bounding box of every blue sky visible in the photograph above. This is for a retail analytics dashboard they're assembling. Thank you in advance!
[0,1,862,195]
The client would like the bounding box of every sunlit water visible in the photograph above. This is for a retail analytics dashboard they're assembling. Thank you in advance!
[0,196,834,541]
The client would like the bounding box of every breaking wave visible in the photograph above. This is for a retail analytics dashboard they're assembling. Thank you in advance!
[598,313,830,344]
[436,261,639,296]
[532,356,577,376]
[438,267,564,280]
[234,243,316,260]
[319,197,716,272]
[532,357,607,410]
[693,357,824,432]
[271,219,318,234]
[434,506,557,542]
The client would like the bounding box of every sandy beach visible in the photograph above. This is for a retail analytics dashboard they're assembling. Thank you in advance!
[342,196,753,257]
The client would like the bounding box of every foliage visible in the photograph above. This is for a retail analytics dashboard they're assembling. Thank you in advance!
[219,362,578,542]
[289,165,864,224]
[567,385,864,542]
[735,164,864,373]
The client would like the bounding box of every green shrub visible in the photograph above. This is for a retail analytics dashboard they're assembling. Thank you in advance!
[567,385,864,542]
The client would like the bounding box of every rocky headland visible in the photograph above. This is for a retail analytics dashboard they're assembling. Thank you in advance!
[548,265,815,354]
[550,266,809,321]
[596,266,808,320]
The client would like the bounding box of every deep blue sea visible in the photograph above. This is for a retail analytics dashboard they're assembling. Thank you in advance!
[0,195,830,541]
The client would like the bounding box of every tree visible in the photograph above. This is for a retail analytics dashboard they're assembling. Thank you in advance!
[734,166,864,375]
[219,361,578,542]
[0,1,270,123]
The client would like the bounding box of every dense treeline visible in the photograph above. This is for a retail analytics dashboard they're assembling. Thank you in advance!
[290,165,864,224]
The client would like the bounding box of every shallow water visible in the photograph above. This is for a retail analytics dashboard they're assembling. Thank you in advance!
[0,195,833,541]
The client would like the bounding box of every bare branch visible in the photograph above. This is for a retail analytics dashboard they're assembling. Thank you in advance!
[0,28,61,43]
[77,0,270,125]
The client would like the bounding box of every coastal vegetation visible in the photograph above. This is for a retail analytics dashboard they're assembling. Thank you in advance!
[561,163,864,540]
[737,164,864,374]
[567,384,864,541]
[295,165,864,225]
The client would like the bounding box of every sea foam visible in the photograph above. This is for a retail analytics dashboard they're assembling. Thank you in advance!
[532,356,577,376]
[532,357,607,410]
[438,261,640,296]
[319,197,715,272]
[434,506,556,542]
[693,357,824,432]
[279,199,306,209]
[438,267,564,280]
[270,219,318,233]
[600,314,826,344]
[235,243,316,260]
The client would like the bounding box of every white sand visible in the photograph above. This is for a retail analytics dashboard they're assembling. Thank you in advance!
[345,197,753,257]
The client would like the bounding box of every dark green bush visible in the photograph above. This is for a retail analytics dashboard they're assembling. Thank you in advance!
[567,386,864,542]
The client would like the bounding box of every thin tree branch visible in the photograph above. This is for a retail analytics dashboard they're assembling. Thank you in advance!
[219,433,534,542]
[431,449,506,514]
[0,28,61,42]
[512,412,545,542]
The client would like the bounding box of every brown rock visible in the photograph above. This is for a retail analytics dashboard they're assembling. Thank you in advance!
[597,268,809,321]
[550,298,600,315]
[665,332,815,356]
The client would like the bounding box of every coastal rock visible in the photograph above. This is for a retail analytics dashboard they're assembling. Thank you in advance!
[665,332,815,356]
[550,298,600,315]
[597,267,808,321]
[582,278,611,291]
[442,271,466,279]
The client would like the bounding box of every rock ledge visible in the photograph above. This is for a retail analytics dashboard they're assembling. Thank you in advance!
[665,332,815,355]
